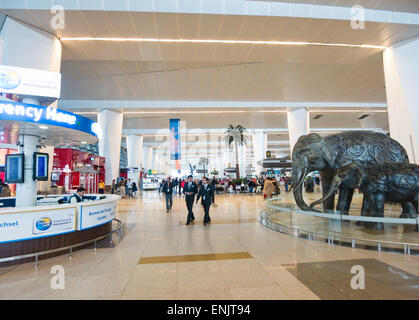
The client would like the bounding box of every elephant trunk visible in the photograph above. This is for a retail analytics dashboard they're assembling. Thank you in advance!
[310,176,341,208]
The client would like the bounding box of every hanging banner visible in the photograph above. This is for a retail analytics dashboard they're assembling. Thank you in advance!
[170,119,181,160]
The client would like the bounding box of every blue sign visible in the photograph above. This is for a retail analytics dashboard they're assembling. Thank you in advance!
[0,100,100,138]
[170,119,181,160]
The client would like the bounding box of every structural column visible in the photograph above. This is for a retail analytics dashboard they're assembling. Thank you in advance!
[287,108,310,158]
[126,135,143,183]
[383,38,419,164]
[1,16,62,201]
[238,144,247,178]
[98,110,123,186]
[252,130,267,176]
[15,135,39,207]
[143,146,153,172]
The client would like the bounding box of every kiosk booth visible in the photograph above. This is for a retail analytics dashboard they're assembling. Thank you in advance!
[52,148,105,194]
[0,99,120,266]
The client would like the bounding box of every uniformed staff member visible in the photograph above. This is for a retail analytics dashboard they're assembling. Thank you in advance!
[69,187,86,203]
[183,175,198,225]
[196,177,215,226]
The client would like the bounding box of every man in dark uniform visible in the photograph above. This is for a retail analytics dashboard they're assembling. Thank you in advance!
[196,177,215,226]
[183,175,198,225]
[162,177,174,212]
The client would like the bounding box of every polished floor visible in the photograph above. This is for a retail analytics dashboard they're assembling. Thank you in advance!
[0,190,418,300]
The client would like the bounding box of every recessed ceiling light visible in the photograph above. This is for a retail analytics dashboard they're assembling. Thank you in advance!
[59,37,387,50]
[81,141,87,144]
[39,125,48,129]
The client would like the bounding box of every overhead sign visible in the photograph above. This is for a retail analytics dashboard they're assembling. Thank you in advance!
[0,65,61,98]
[78,200,117,230]
[0,100,101,138]
[0,206,76,243]
[170,119,181,160]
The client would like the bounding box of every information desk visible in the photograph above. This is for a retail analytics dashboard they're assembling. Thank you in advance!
[0,194,120,266]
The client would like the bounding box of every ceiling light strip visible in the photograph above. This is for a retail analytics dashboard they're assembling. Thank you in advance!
[59,37,387,49]
[74,109,387,115]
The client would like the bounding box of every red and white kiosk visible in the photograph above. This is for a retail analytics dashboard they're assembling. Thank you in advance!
[52,148,105,194]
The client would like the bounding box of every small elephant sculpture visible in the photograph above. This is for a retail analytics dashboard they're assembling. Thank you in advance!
[310,163,419,230]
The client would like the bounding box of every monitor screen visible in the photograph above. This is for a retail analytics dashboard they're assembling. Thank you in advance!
[5,153,24,183]
[33,152,49,181]
[51,172,60,181]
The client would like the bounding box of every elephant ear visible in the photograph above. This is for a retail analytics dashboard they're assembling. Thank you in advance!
[323,135,342,169]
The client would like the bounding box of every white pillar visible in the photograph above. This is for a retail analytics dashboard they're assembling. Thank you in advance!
[383,38,419,164]
[126,135,143,183]
[15,135,39,207]
[98,110,123,186]
[238,144,247,178]
[126,135,143,168]
[252,130,267,175]
[287,108,310,158]
[153,152,159,171]
[0,16,62,72]
[143,146,153,171]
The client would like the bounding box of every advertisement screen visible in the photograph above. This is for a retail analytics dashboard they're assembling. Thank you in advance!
[5,153,24,183]
[33,152,49,181]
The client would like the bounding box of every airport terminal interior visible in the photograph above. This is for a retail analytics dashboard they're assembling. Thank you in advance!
[0,0,418,301]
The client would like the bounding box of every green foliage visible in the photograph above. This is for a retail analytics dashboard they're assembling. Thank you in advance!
[224,124,248,146]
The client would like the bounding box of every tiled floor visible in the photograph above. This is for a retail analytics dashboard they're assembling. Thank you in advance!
[1,190,418,300]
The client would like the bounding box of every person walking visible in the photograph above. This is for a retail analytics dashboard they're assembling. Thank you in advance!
[119,178,126,198]
[180,179,186,196]
[126,178,133,198]
[183,175,198,224]
[132,181,138,197]
[162,177,174,212]
[196,177,214,226]
[262,176,275,199]
[111,179,116,194]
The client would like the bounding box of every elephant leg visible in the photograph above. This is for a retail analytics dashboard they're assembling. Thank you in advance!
[356,195,371,227]
[368,194,385,231]
[336,187,353,215]
[320,173,335,212]
[399,202,417,219]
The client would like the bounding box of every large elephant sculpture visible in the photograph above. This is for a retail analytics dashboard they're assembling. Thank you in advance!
[310,163,419,230]
[291,131,409,213]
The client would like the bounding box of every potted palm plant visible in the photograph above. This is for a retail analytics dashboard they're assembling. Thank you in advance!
[224,125,247,180]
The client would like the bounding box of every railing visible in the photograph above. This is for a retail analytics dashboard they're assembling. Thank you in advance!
[261,197,419,255]
[0,219,123,266]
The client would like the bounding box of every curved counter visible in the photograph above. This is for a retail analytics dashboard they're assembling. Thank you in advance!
[0,194,120,266]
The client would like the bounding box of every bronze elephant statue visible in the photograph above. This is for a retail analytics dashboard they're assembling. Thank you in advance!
[291,131,409,213]
[310,163,419,230]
